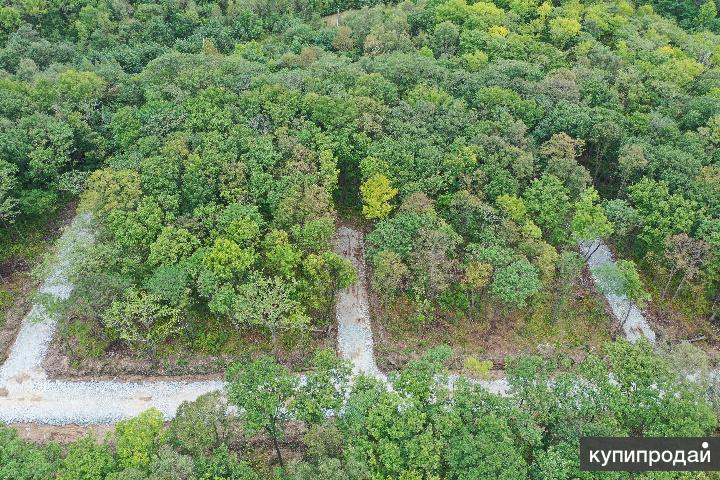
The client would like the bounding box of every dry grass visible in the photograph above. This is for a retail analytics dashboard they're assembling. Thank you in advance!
[372,280,614,373]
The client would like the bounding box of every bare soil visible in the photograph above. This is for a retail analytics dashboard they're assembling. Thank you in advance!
[643,295,720,360]
[10,423,114,444]
[0,202,78,363]
[43,325,336,379]
[0,276,35,365]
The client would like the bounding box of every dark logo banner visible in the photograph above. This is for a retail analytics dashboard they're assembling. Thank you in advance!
[580,437,720,471]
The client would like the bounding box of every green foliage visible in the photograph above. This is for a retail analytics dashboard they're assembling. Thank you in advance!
[446,414,529,480]
[0,425,59,480]
[570,187,614,245]
[57,436,114,480]
[8,0,714,354]
[606,340,717,436]
[147,445,195,480]
[102,289,182,359]
[596,259,651,311]
[115,408,166,471]
[295,349,353,424]
[360,174,398,220]
[0,341,717,479]
[195,445,259,480]
[168,392,232,457]
[463,356,493,379]
[489,258,541,308]
[231,275,309,356]
[3,6,720,479]
[226,355,297,465]
[524,175,572,245]
[627,178,698,254]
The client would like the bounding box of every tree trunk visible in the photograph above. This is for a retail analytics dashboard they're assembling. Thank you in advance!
[709,291,720,323]
[622,303,632,327]
[271,434,284,467]
[271,327,279,360]
[661,267,678,300]
[593,156,602,183]
[583,241,602,262]
[551,287,568,325]
[551,297,562,324]
[593,144,605,183]
[147,343,158,366]
[671,275,687,302]
[618,177,627,197]
[492,304,501,325]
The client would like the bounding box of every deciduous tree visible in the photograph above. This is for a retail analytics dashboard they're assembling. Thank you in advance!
[226,356,298,467]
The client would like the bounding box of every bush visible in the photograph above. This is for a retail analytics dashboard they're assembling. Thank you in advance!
[168,392,233,457]
[0,425,60,480]
[115,409,166,471]
[195,444,259,480]
[147,445,194,480]
[464,357,493,379]
[57,436,114,480]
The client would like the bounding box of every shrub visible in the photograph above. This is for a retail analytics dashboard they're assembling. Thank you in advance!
[464,357,493,379]
[115,409,166,471]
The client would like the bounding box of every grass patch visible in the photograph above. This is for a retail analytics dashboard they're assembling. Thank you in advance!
[374,284,613,372]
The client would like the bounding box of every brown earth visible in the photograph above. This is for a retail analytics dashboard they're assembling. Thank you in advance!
[0,202,78,363]
[0,276,35,365]
[10,423,114,444]
[371,266,617,374]
[43,324,336,380]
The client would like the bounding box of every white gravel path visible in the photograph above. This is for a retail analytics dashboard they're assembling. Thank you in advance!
[580,240,656,343]
[333,227,385,380]
[0,214,222,424]
[333,227,510,393]
[0,217,645,424]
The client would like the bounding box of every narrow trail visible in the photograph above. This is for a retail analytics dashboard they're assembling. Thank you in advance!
[0,214,653,424]
[580,240,656,344]
[333,227,385,379]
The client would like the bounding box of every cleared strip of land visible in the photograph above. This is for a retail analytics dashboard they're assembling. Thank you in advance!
[0,215,653,424]
[580,240,656,344]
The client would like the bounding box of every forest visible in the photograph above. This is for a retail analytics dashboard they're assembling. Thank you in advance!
[1,0,719,359]
[0,0,720,477]
[3,342,720,480]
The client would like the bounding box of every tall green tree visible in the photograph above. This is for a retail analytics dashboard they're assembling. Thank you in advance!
[226,356,298,467]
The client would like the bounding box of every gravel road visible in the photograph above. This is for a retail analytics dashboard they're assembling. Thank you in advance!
[333,227,385,380]
[580,240,656,343]
[0,217,646,424]
[0,214,223,424]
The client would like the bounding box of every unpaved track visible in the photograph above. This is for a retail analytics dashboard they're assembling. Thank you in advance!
[580,240,656,343]
[333,227,385,379]
[0,214,651,424]
[0,214,222,424]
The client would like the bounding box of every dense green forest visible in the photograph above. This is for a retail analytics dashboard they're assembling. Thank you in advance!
[2,0,720,477]
[0,0,719,359]
[3,341,720,480]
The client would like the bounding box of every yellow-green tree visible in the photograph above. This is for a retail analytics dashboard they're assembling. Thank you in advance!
[360,174,398,220]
